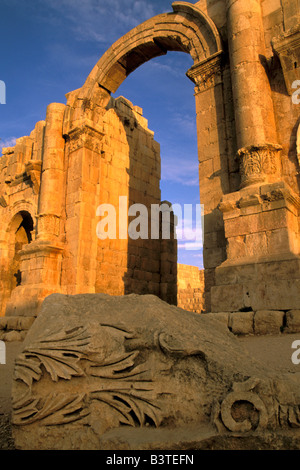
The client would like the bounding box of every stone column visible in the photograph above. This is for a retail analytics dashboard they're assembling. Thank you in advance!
[226,0,282,188]
[37,103,66,240]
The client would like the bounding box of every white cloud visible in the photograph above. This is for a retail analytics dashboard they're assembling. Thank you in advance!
[161,156,199,186]
[35,0,158,44]
[148,61,183,78]
[178,241,203,251]
[0,137,17,153]
[172,112,197,136]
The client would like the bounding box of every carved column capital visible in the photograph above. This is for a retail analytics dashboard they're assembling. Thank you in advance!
[237,143,282,188]
[186,51,223,93]
[36,213,61,240]
[66,121,104,154]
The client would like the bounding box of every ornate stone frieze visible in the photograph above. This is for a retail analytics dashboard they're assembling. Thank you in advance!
[237,143,282,188]
[186,51,223,93]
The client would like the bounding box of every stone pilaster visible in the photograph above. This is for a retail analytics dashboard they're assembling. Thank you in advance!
[187,51,228,311]
[210,0,300,313]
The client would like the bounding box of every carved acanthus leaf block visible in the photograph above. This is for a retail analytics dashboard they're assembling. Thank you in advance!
[237,143,282,188]
[12,322,161,429]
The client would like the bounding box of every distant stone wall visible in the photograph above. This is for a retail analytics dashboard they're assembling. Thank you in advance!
[177,264,205,314]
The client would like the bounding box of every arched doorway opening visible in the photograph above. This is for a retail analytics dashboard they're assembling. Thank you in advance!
[116,51,204,311]
[8,211,34,292]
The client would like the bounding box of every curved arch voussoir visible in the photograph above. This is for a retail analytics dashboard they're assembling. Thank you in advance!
[73,2,222,105]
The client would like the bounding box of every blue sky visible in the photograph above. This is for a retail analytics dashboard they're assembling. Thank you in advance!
[0,0,203,268]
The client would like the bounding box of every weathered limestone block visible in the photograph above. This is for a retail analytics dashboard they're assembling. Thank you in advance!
[254,310,285,335]
[11,294,300,450]
[285,310,300,334]
[205,312,229,328]
[2,330,23,342]
[229,311,255,336]
[0,317,34,331]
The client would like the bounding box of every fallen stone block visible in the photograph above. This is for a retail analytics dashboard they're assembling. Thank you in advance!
[10,293,300,450]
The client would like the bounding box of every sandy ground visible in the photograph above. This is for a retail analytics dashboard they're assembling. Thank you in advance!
[1,334,300,450]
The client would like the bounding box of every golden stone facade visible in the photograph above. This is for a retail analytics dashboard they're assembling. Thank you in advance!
[0,0,299,323]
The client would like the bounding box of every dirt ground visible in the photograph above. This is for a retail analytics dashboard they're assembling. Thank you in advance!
[1,334,300,450]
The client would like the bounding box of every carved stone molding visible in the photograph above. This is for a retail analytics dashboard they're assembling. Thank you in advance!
[19,239,64,258]
[237,143,282,188]
[219,180,300,217]
[25,160,42,195]
[66,122,104,154]
[186,51,223,93]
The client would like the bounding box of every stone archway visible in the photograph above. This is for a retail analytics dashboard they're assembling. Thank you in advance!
[62,1,228,310]
[76,2,222,99]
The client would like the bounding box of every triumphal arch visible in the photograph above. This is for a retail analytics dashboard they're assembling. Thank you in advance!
[0,0,299,326]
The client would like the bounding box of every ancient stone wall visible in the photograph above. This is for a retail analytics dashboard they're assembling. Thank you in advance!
[177,264,205,314]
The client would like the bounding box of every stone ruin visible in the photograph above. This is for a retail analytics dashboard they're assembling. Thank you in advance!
[0,0,299,450]
[10,293,300,450]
